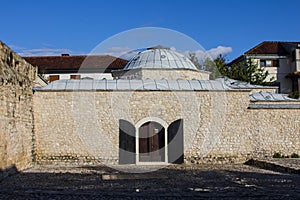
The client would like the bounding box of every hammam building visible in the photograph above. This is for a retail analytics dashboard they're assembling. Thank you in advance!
[1,42,300,175]
[32,46,300,165]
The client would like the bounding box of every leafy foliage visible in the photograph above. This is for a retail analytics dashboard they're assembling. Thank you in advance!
[188,53,201,69]
[272,152,300,158]
[187,53,223,80]
[273,152,284,158]
[203,57,222,79]
[225,59,274,85]
[188,53,274,85]
[288,91,299,99]
[291,153,300,158]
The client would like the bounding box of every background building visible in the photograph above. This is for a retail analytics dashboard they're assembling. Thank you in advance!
[24,54,127,83]
[229,41,300,94]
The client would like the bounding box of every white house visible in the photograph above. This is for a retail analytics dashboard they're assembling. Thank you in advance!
[229,41,300,94]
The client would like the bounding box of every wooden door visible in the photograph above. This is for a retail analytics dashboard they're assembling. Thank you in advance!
[139,122,165,162]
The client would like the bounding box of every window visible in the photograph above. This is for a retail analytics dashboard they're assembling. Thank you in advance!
[49,75,59,82]
[273,60,279,67]
[260,60,266,66]
[266,60,272,66]
[292,50,296,62]
[260,59,279,67]
[70,75,81,79]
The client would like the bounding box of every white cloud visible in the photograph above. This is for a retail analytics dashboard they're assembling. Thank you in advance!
[170,46,176,51]
[182,46,233,63]
[103,45,232,62]
[8,43,232,60]
[104,46,147,60]
[206,46,233,59]
[9,44,75,56]
[19,48,73,56]
[105,47,132,57]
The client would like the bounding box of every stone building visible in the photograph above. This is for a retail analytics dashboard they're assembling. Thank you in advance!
[32,46,300,165]
[1,41,299,177]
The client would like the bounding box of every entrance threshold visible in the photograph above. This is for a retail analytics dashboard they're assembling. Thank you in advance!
[136,162,168,165]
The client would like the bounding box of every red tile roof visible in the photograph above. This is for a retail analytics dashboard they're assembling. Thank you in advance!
[23,55,128,74]
[245,41,300,56]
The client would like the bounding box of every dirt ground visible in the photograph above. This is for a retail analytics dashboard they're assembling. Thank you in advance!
[0,164,299,199]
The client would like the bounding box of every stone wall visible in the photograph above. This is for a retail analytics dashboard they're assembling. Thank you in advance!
[33,89,300,165]
[0,41,36,179]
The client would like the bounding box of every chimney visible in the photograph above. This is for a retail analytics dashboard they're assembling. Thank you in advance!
[61,54,70,56]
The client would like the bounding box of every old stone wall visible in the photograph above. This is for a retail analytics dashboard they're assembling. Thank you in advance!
[248,108,299,157]
[33,89,300,165]
[0,41,36,179]
[186,93,300,164]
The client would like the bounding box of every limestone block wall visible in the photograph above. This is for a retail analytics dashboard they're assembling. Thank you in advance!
[186,92,300,164]
[248,109,300,157]
[33,91,185,164]
[0,41,36,179]
[33,89,300,165]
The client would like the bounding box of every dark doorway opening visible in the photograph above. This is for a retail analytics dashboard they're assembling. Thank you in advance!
[119,118,184,165]
[139,121,165,162]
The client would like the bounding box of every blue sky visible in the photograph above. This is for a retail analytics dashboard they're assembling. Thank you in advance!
[1,0,300,62]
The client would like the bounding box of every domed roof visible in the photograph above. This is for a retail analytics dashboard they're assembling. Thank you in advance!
[123,46,198,70]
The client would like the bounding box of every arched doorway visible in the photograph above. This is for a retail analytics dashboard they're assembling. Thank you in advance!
[138,121,165,162]
[135,117,168,164]
[119,118,184,164]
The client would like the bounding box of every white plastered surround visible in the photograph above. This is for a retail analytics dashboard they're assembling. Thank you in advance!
[135,117,168,165]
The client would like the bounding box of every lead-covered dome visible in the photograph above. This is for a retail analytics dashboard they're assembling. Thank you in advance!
[124,46,198,70]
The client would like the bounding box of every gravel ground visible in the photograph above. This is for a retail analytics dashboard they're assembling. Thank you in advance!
[0,164,299,199]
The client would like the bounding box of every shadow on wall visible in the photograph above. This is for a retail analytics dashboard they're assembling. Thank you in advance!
[0,165,18,181]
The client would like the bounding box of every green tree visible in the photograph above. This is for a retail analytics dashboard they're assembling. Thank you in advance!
[188,53,274,85]
[188,52,201,69]
[202,57,222,79]
[225,59,274,85]
[188,53,225,79]
[212,55,226,79]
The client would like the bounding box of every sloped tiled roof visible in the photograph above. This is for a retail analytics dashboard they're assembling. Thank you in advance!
[245,41,300,56]
[23,55,127,74]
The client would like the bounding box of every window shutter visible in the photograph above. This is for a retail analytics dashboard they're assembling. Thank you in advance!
[167,119,184,164]
[119,119,136,164]
[49,75,59,82]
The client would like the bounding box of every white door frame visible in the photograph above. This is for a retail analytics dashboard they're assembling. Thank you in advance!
[135,117,168,165]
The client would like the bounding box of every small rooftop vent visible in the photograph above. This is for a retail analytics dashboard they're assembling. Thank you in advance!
[147,45,170,50]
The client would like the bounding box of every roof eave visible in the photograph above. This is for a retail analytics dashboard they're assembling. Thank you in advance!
[245,55,289,59]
